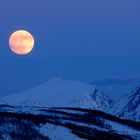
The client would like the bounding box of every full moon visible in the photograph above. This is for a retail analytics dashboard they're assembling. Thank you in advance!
[9,30,35,55]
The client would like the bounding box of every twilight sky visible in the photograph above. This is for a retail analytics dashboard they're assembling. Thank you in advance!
[0,0,140,93]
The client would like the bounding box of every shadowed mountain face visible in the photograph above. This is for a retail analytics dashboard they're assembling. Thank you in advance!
[0,105,140,140]
[110,85,140,122]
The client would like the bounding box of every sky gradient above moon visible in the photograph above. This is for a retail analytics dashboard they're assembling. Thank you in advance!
[0,0,140,96]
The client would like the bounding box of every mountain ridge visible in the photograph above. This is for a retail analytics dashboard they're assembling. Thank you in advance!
[110,84,140,122]
[0,77,112,111]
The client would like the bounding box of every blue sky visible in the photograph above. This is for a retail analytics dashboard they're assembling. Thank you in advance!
[0,0,140,91]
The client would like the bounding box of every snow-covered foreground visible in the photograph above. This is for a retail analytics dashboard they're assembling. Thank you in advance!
[39,124,83,140]
[0,105,140,140]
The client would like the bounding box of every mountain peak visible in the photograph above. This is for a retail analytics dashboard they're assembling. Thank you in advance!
[0,77,112,111]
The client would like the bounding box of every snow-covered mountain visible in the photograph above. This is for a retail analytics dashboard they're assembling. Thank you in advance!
[110,85,140,122]
[0,77,112,110]
[1,78,140,139]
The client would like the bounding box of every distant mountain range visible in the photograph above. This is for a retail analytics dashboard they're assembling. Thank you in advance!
[91,77,140,100]
[1,77,140,122]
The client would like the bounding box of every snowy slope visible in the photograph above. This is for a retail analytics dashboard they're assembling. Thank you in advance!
[0,105,140,140]
[39,124,83,140]
[110,85,140,122]
[0,77,112,110]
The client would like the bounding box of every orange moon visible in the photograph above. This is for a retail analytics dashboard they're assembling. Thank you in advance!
[9,30,35,55]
